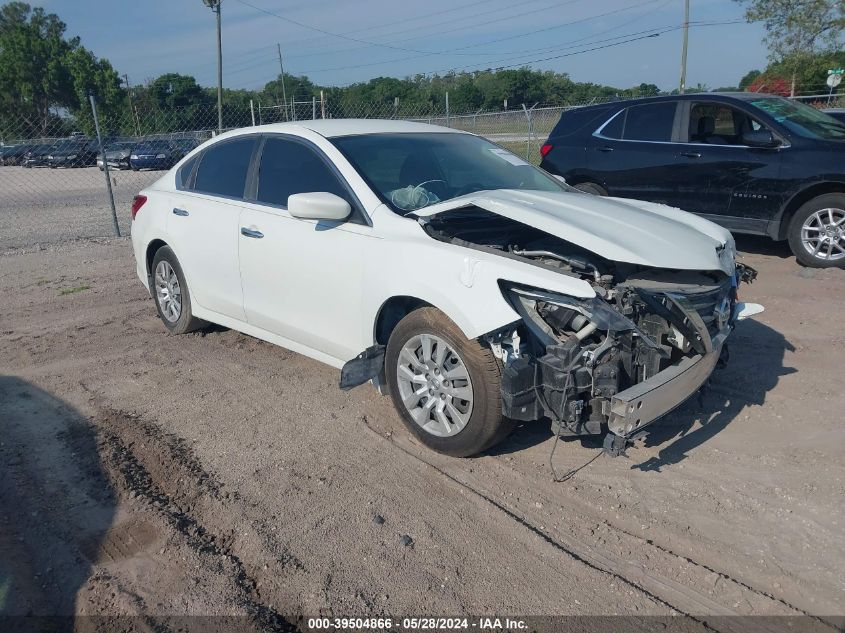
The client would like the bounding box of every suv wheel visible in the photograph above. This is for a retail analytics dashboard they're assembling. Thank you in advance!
[573,182,608,196]
[151,246,206,334]
[787,194,845,268]
[385,307,513,457]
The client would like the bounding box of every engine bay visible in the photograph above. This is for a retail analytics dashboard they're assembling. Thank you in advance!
[421,207,754,442]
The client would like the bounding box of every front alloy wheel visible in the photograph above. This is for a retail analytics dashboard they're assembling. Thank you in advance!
[385,307,513,457]
[395,333,474,437]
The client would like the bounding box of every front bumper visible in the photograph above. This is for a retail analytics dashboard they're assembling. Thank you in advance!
[607,329,727,437]
[130,157,171,170]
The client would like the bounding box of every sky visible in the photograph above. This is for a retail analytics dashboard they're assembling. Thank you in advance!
[35,0,769,94]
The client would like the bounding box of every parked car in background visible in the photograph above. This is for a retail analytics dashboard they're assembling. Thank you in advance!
[173,137,201,154]
[47,139,98,167]
[824,108,845,124]
[22,144,55,168]
[540,93,845,267]
[98,141,136,170]
[0,143,32,166]
[130,140,184,171]
[130,120,761,457]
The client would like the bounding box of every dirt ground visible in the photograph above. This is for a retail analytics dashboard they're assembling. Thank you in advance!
[0,184,844,630]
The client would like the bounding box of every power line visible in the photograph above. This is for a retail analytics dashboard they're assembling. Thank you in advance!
[233,0,434,54]
[282,0,589,61]
[295,0,665,74]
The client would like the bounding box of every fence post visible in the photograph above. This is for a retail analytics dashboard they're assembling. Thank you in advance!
[445,92,450,128]
[250,99,256,126]
[312,96,316,120]
[89,93,120,238]
[321,90,326,119]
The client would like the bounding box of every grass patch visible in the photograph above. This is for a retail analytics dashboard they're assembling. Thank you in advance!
[495,141,542,166]
[35,278,50,286]
[58,284,90,296]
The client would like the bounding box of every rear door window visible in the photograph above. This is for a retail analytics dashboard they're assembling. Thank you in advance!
[194,137,256,199]
[621,102,676,142]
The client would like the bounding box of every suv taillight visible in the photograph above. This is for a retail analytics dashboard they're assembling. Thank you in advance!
[131,195,147,220]
[540,143,553,158]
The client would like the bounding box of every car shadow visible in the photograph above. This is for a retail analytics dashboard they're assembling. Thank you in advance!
[0,377,116,621]
[631,319,794,472]
[734,234,793,260]
[486,319,793,469]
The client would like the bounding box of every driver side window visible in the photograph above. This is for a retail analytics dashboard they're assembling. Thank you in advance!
[688,103,765,146]
[256,137,350,208]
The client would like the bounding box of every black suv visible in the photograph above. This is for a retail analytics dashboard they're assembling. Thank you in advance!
[540,93,845,267]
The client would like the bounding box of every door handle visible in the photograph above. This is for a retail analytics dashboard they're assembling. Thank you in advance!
[597,146,614,153]
[172,208,189,216]
[240,227,264,239]
[681,152,702,159]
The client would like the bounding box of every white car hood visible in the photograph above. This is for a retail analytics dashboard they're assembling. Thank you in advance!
[414,190,736,275]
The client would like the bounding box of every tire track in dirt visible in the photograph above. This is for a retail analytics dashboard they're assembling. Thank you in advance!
[80,384,298,632]
[359,416,837,633]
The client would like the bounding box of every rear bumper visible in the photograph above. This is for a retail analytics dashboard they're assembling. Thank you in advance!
[607,330,727,437]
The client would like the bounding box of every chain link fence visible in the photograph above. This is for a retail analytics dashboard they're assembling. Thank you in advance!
[0,96,577,250]
[2,91,843,251]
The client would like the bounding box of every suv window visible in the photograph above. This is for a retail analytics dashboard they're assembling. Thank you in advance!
[688,103,764,145]
[620,102,676,142]
[257,137,349,207]
[194,138,256,198]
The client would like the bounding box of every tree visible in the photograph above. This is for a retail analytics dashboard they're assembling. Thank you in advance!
[0,2,74,135]
[739,70,762,90]
[747,75,791,96]
[735,0,845,96]
[0,2,125,138]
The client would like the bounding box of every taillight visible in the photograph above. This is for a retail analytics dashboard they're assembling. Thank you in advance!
[540,143,553,158]
[131,195,147,221]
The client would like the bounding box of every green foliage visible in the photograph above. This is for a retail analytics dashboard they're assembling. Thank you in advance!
[0,2,121,138]
[735,0,844,94]
[739,70,762,89]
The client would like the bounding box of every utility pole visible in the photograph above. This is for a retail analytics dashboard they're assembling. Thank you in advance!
[123,74,141,137]
[277,44,289,121]
[679,0,689,94]
[202,0,224,132]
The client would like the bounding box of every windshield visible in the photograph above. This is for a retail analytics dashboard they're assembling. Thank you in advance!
[136,141,171,152]
[330,132,571,213]
[751,97,845,141]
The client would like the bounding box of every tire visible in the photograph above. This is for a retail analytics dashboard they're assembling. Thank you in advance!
[787,193,845,268]
[150,246,206,334]
[385,307,513,457]
[573,181,608,196]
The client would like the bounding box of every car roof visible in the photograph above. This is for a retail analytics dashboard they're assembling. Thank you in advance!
[571,92,787,112]
[215,118,458,141]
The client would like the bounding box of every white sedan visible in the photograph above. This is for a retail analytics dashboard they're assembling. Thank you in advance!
[130,120,760,457]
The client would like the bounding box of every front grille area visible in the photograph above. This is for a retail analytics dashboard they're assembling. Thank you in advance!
[681,282,732,336]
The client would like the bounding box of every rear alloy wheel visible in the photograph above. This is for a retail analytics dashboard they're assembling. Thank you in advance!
[151,246,206,334]
[385,307,513,457]
[573,181,608,196]
[788,194,845,268]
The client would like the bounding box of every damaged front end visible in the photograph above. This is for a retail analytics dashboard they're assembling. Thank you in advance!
[495,265,757,449]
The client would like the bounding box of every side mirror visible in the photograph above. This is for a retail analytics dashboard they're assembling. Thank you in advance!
[742,129,781,148]
[288,192,351,221]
